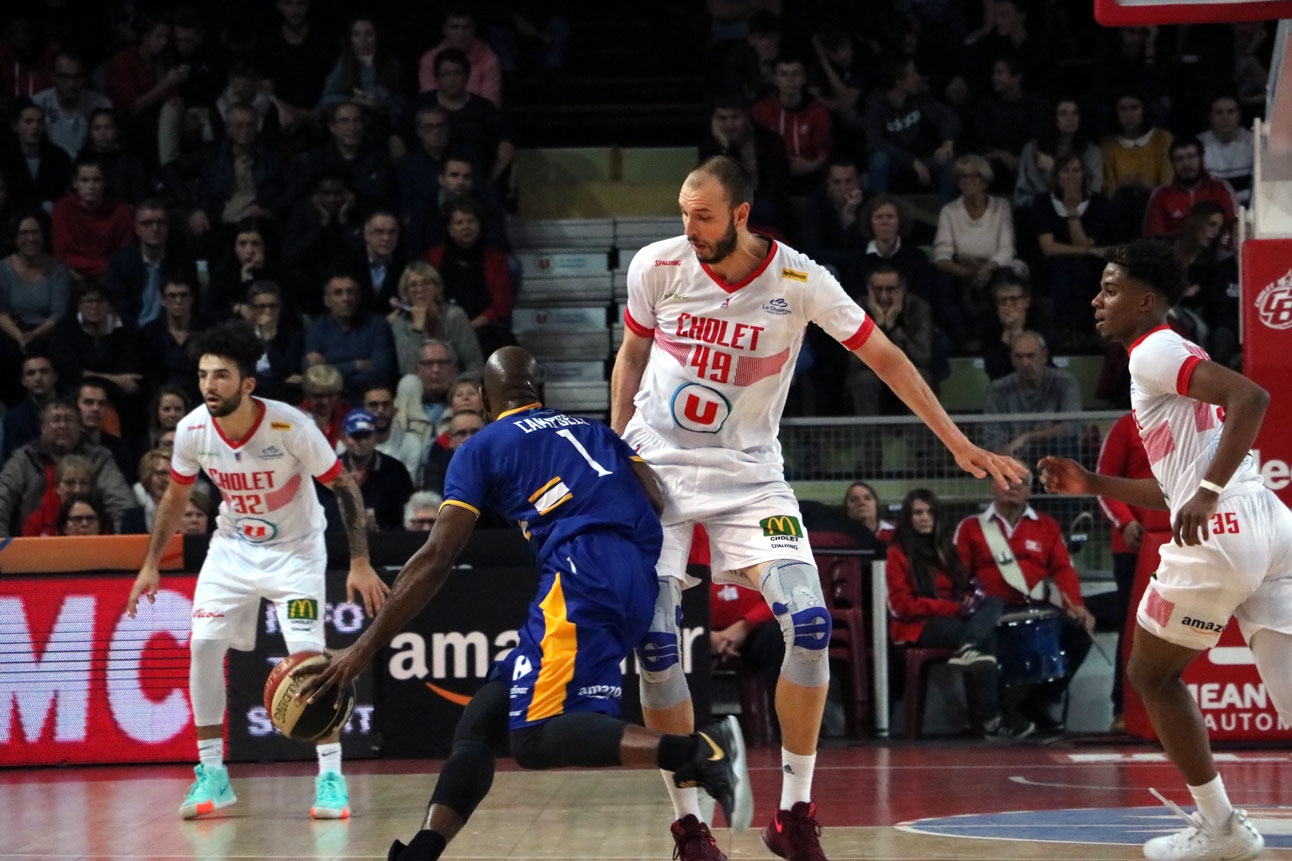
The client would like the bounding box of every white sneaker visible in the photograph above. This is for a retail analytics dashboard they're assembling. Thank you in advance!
[1143,789,1264,861]
[947,645,997,667]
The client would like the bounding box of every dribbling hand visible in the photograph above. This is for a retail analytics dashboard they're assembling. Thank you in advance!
[298,646,366,708]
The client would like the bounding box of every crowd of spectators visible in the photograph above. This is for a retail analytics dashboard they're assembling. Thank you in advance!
[0,1,1276,541]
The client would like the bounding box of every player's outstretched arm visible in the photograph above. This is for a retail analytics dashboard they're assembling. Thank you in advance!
[325,469,390,615]
[127,479,194,617]
[853,328,1027,489]
[1037,456,1168,509]
[610,329,652,436]
[299,504,477,704]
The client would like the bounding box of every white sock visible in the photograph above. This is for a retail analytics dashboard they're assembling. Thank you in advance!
[316,742,342,776]
[780,749,816,809]
[659,769,702,821]
[197,736,223,770]
[1188,774,1235,829]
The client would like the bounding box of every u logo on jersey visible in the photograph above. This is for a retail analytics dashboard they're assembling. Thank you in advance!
[670,383,731,433]
[236,517,277,544]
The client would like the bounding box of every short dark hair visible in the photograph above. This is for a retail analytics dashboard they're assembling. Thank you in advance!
[866,262,904,286]
[1170,136,1203,158]
[692,155,753,208]
[189,320,263,379]
[73,153,104,177]
[434,47,471,78]
[1104,241,1187,305]
[58,493,110,534]
[710,91,751,113]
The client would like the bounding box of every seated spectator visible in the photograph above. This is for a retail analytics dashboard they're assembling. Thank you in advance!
[862,56,958,197]
[982,330,1081,463]
[446,375,484,420]
[800,159,866,274]
[282,168,362,298]
[181,482,215,534]
[980,272,1052,382]
[419,407,484,493]
[318,15,406,138]
[207,61,279,151]
[955,474,1095,733]
[2,352,59,460]
[336,408,414,531]
[965,54,1047,194]
[59,493,111,536]
[0,398,134,536]
[1089,27,1167,139]
[403,489,444,531]
[51,156,134,280]
[394,338,457,452]
[147,385,190,449]
[206,218,282,319]
[807,30,874,159]
[106,199,197,327]
[417,49,516,186]
[1170,201,1240,367]
[188,103,288,242]
[1034,154,1114,347]
[1013,96,1104,211]
[697,92,793,239]
[253,0,337,145]
[886,488,1029,739]
[0,211,70,380]
[76,377,134,482]
[157,8,226,166]
[0,15,56,101]
[704,8,781,105]
[388,261,483,378]
[1198,93,1254,208]
[140,275,204,403]
[344,209,409,311]
[32,49,112,160]
[296,101,395,215]
[78,108,151,205]
[49,282,144,434]
[843,480,893,544]
[408,155,509,256]
[846,264,935,416]
[105,11,185,169]
[2,99,72,212]
[1099,90,1172,241]
[932,155,1024,349]
[751,55,833,196]
[1143,136,1237,243]
[299,363,348,448]
[417,7,502,105]
[398,105,456,249]
[947,0,1055,107]
[21,452,95,536]
[304,272,397,401]
[152,426,177,453]
[240,280,303,401]
[855,195,937,306]
[427,197,516,360]
[356,384,423,478]
[125,447,172,533]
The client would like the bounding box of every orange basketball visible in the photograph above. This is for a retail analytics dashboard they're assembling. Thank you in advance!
[263,651,355,743]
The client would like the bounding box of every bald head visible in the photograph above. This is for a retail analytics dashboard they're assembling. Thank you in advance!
[483,346,543,419]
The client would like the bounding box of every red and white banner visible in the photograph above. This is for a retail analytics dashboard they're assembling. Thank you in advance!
[1242,239,1292,506]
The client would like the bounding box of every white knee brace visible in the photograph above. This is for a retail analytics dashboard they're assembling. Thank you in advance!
[636,577,691,710]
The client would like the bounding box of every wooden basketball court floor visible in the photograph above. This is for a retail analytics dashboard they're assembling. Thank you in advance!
[6,739,1292,860]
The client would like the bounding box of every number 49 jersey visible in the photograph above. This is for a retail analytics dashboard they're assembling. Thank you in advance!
[623,235,872,459]
[442,405,663,567]
[170,399,343,545]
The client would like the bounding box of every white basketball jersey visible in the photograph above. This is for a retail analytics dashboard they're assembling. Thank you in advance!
[1128,325,1262,512]
[623,235,872,462]
[171,398,343,546]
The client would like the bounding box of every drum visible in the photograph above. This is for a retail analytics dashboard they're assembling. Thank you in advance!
[996,604,1067,686]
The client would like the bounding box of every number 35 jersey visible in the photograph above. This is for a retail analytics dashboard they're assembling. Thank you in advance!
[170,398,343,546]
[623,235,872,462]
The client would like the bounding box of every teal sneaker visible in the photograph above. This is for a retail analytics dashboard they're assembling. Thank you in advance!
[178,764,236,819]
[311,772,350,820]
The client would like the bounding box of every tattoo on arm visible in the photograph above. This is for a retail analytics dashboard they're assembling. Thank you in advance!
[332,471,370,559]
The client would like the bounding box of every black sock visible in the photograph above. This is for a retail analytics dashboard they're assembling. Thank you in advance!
[657,733,701,772]
[400,830,447,860]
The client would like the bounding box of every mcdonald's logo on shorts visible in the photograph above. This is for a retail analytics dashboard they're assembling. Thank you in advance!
[286,598,319,620]
[760,515,802,538]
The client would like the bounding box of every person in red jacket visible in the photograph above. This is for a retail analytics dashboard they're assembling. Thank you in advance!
[426,196,515,360]
[1097,411,1172,725]
[1143,137,1237,244]
[956,476,1095,732]
[750,55,833,195]
[51,156,133,279]
[887,488,1032,739]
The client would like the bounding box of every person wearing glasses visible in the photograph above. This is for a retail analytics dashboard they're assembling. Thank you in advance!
[141,275,207,402]
[239,280,304,402]
[58,493,111,535]
[105,199,197,328]
[32,49,112,160]
[387,261,482,378]
[401,489,443,531]
[394,338,458,451]
[50,282,144,433]
[981,271,1053,382]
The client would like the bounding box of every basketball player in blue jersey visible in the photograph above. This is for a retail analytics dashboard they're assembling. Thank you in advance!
[302,346,751,861]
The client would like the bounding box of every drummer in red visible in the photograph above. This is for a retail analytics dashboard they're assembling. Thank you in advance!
[955,475,1095,733]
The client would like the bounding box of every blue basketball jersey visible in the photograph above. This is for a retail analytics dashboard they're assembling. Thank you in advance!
[442,405,663,564]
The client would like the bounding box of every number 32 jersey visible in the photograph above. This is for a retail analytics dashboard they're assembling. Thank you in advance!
[170,398,343,545]
[623,235,872,461]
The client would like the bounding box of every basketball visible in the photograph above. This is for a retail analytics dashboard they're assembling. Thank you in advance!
[263,651,355,743]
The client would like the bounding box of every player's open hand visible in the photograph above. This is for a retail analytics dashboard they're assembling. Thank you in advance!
[1172,489,1219,547]
[347,560,390,615]
[127,567,160,618]
[1037,456,1091,495]
[954,445,1028,490]
[298,647,367,708]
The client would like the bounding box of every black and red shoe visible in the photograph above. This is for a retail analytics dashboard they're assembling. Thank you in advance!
[670,815,727,861]
[762,801,826,861]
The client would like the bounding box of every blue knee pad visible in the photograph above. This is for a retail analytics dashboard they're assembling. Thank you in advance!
[636,577,691,710]
[760,560,832,688]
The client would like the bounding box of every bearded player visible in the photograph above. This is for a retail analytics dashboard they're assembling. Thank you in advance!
[127,320,389,820]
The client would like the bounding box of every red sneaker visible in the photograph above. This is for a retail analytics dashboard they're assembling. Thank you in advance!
[670,815,728,861]
[762,801,826,860]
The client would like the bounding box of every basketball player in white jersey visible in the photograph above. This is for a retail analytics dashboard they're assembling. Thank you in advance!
[611,155,1026,860]
[1041,240,1290,861]
[126,321,389,821]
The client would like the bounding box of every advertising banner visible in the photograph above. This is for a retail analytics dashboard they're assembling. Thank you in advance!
[1241,239,1292,506]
